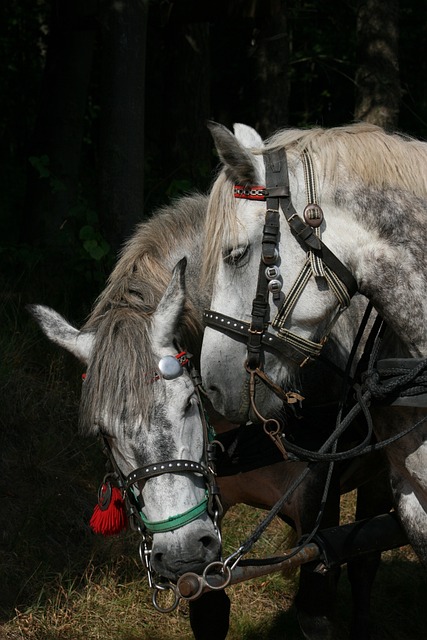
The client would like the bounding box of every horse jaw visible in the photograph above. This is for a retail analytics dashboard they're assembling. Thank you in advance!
[27,304,94,364]
[207,121,264,185]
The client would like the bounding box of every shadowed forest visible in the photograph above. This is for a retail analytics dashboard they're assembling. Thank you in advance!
[1,1,427,639]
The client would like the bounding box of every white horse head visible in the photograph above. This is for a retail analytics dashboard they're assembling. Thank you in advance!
[29,259,221,580]
[201,121,427,423]
[201,122,341,422]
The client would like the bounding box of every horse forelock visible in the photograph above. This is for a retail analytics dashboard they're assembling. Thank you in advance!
[202,171,240,285]
[79,307,159,436]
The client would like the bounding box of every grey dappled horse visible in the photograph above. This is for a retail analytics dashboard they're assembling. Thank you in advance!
[200,122,427,588]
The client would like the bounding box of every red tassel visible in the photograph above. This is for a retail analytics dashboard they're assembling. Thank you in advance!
[90,482,128,536]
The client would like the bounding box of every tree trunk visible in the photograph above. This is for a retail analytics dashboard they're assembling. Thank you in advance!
[354,0,400,129]
[252,0,290,136]
[98,0,149,251]
[165,21,211,191]
[22,0,97,248]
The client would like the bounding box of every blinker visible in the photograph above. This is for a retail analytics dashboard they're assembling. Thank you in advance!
[158,355,184,380]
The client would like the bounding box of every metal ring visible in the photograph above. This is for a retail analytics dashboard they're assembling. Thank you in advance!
[152,584,180,613]
[263,418,281,437]
[202,561,232,590]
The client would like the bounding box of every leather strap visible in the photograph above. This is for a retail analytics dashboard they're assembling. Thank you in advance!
[246,150,286,368]
[203,310,313,366]
[126,459,209,489]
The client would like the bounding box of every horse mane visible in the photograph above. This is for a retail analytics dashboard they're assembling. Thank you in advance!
[80,193,208,435]
[202,122,427,283]
[264,122,427,195]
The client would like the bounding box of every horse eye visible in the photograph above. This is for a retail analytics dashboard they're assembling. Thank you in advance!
[223,245,249,266]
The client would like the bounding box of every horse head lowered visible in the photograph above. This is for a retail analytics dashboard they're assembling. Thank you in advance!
[29,259,222,581]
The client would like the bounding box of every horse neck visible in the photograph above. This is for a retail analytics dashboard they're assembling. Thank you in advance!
[336,187,427,357]
[86,194,211,361]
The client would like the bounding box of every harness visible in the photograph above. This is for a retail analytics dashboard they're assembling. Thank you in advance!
[90,147,427,611]
[204,147,358,446]
[205,148,357,363]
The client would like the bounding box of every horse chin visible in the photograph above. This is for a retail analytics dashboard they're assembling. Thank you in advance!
[152,557,217,583]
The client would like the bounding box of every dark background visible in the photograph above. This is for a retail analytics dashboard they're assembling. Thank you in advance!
[1,0,426,317]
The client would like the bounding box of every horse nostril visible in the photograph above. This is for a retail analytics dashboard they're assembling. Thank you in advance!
[207,384,220,393]
[200,534,218,551]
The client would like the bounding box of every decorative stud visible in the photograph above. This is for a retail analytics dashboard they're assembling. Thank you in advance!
[303,203,323,228]
[265,265,280,280]
[158,355,183,380]
[267,279,282,300]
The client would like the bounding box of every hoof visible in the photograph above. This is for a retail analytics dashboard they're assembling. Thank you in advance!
[297,611,334,640]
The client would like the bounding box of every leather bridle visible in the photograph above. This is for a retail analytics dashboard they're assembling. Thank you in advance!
[95,352,223,612]
[204,147,358,411]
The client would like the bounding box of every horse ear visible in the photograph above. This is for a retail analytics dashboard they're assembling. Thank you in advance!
[233,123,264,149]
[207,121,264,185]
[150,258,186,352]
[27,304,94,364]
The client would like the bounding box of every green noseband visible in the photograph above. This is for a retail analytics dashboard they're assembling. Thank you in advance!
[139,492,209,534]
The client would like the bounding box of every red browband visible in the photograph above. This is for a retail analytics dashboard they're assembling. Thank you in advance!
[175,351,189,366]
[234,185,267,200]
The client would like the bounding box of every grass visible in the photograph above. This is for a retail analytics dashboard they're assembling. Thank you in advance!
[0,284,426,640]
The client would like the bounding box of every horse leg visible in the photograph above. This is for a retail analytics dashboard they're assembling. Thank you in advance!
[189,590,231,640]
[296,562,341,640]
[373,407,427,566]
[346,467,392,640]
[294,468,341,640]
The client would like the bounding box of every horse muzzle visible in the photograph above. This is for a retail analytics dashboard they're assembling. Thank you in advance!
[149,519,221,580]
